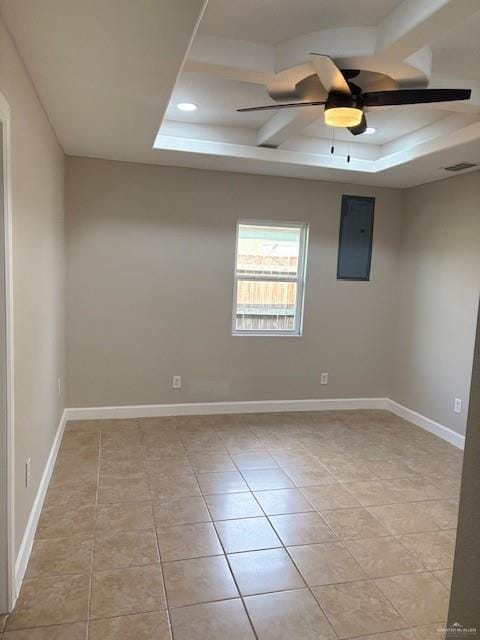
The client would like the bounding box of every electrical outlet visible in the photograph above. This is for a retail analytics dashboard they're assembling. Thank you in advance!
[57,376,62,396]
[320,373,329,385]
[25,458,31,487]
[454,397,462,414]
[172,375,182,389]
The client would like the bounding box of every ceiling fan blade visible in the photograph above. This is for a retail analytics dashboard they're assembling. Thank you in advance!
[237,101,325,113]
[363,88,471,107]
[310,54,351,95]
[348,114,367,136]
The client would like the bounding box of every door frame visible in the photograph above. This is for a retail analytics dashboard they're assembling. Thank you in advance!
[0,89,16,612]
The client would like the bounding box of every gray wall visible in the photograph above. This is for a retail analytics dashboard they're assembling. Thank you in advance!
[0,18,66,555]
[392,172,480,436]
[448,299,480,633]
[66,157,403,407]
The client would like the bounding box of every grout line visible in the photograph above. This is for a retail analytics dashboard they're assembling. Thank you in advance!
[84,428,102,640]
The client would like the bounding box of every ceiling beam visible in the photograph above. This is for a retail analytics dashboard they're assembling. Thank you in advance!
[376,0,480,59]
[256,106,323,148]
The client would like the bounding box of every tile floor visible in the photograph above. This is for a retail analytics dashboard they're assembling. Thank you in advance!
[2,410,463,639]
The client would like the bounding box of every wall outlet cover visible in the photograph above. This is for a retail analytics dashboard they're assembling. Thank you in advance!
[454,397,462,414]
[320,373,329,385]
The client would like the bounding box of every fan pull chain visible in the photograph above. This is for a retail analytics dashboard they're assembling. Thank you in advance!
[331,114,336,154]
[347,141,351,163]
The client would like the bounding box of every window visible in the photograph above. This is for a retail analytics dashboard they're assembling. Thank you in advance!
[232,221,308,335]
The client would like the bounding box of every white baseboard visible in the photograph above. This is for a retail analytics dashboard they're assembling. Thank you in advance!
[14,409,67,598]
[65,397,465,451]
[64,397,388,421]
[386,399,465,450]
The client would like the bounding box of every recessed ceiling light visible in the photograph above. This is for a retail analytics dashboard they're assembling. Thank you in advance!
[177,102,198,112]
[364,127,376,135]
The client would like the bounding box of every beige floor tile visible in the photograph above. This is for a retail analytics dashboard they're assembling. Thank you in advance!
[244,588,336,640]
[190,453,236,473]
[26,535,93,579]
[313,580,407,638]
[148,474,201,500]
[232,452,278,470]
[269,512,337,546]
[94,528,159,570]
[368,460,420,480]
[385,478,445,503]
[143,442,187,459]
[375,573,449,626]
[65,419,103,432]
[429,474,462,498]
[322,460,378,482]
[214,517,281,553]
[352,631,415,640]
[270,450,320,468]
[97,474,150,504]
[163,555,238,607]
[366,502,441,535]
[35,504,95,540]
[43,481,97,509]
[6,575,89,630]
[396,531,456,570]
[283,465,336,487]
[144,456,193,478]
[153,496,211,526]
[344,536,424,578]
[319,507,390,540]
[196,471,249,495]
[60,429,100,451]
[157,522,222,561]
[253,488,314,515]
[90,565,166,619]
[3,622,87,639]
[431,569,453,589]
[287,542,366,586]
[99,456,145,477]
[405,456,463,477]
[228,548,305,596]
[345,479,443,507]
[95,502,154,533]
[423,499,459,530]
[88,611,171,640]
[300,484,360,510]
[205,492,263,520]
[241,469,294,491]
[170,599,255,640]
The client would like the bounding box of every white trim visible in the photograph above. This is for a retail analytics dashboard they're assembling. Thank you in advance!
[386,399,465,450]
[65,397,388,420]
[14,410,67,597]
[65,397,465,452]
[0,90,15,612]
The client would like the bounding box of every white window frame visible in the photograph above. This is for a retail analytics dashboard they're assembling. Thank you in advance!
[232,219,309,337]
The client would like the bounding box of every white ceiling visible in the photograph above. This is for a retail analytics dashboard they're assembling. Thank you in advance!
[431,11,480,82]
[0,0,207,161]
[199,0,402,45]
[1,0,479,187]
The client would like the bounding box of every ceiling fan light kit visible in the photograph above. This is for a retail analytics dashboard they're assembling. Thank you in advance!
[324,92,363,127]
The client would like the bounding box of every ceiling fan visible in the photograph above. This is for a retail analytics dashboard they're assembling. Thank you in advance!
[238,54,471,136]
